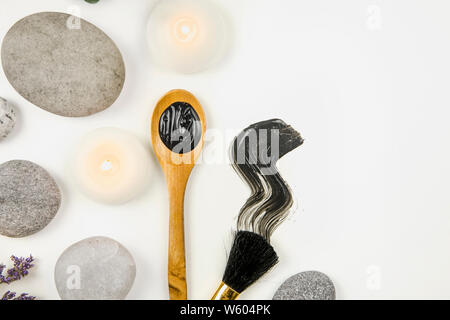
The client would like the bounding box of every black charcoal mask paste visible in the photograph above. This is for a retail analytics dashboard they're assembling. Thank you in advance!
[159,102,202,154]
[231,118,304,241]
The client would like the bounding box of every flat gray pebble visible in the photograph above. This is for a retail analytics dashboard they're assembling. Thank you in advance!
[0,160,61,238]
[273,271,336,300]
[55,236,136,300]
[1,12,125,117]
[0,97,16,141]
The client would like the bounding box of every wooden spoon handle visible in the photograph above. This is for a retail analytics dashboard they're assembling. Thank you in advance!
[168,187,187,300]
[165,164,193,300]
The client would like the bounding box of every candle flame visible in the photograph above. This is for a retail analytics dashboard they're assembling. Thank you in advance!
[100,160,113,172]
[173,17,198,43]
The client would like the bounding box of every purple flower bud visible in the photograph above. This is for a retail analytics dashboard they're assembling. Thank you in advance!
[1,255,36,299]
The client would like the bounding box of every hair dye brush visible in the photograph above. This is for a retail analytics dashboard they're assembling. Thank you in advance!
[211,119,303,300]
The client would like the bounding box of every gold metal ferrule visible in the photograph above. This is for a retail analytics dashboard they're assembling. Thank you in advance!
[211,282,240,300]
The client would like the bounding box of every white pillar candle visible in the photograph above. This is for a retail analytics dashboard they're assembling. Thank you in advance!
[72,128,151,204]
[147,0,228,73]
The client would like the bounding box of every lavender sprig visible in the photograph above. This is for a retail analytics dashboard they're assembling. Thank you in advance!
[1,291,35,300]
[0,255,36,301]
[0,255,34,284]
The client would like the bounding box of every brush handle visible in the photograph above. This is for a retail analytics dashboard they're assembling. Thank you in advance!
[165,163,194,300]
[211,282,240,300]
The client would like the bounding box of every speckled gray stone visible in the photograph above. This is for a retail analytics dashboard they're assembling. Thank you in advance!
[273,271,336,300]
[1,12,125,117]
[55,236,136,300]
[0,98,16,141]
[0,160,61,238]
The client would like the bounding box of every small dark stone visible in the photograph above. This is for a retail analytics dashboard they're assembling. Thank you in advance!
[273,271,336,300]
[0,98,16,141]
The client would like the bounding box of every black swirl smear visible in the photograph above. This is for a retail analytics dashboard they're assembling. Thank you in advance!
[230,119,304,241]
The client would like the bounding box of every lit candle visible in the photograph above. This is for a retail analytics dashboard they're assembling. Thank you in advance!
[147,0,227,73]
[72,128,151,204]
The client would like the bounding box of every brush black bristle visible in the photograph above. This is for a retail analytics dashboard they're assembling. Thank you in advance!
[222,231,279,293]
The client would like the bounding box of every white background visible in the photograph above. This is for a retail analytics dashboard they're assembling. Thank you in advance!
[1,0,450,300]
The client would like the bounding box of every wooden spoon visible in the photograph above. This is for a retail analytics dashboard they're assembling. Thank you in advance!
[151,89,206,300]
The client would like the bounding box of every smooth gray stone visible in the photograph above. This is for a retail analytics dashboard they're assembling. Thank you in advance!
[0,160,61,238]
[55,236,136,300]
[0,98,16,141]
[1,12,125,117]
[273,271,336,300]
